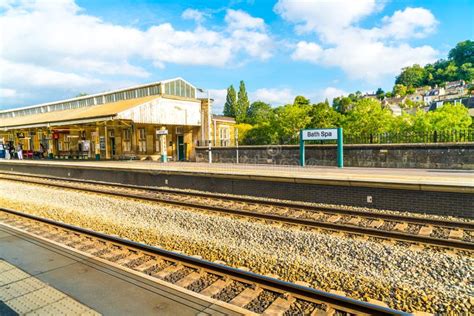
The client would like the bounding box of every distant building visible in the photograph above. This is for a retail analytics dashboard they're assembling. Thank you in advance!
[423,87,445,104]
[210,115,237,147]
[382,97,406,116]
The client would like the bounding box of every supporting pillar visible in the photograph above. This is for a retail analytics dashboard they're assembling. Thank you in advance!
[95,126,100,160]
[337,127,344,168]
[299,129,305,167]
[104,124,109,159]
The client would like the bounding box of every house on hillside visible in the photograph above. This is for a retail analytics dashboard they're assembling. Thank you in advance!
[406,86,430,104]
[423,87,445,104]
[444,80,467,97]
[361,93,378,100]
[382,97,405,116]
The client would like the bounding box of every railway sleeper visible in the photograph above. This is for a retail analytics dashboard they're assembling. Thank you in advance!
[230,286,263,308]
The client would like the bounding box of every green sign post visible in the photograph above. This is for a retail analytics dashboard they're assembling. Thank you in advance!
[299,127,343,168]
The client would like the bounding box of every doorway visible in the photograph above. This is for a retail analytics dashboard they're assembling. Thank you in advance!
[110,137,116,157]
[177,135,185,161]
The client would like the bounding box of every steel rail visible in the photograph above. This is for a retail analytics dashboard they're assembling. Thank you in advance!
[0,207,408,316]
[0,171,472,229]
[1,173,473,250]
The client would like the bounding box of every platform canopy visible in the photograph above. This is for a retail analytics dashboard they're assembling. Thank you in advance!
[0,78,202,130]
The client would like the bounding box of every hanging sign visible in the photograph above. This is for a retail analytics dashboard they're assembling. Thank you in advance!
[156,129,168,135]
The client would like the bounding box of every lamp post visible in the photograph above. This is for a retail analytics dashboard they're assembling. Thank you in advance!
[198,88,212,164]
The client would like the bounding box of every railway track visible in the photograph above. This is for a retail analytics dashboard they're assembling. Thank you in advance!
[0,207,408,316]
[0,172,472,251]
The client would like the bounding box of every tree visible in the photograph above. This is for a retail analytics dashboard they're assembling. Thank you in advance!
[392,84,407,97]
[375,88,384,99]
[223,85,237,117]
[332,96,353,113]
[293,95,310,107]
[342,98,394,137]
[243,123,278,145]
[274,104,311,144]
[308,102,342,128]
[395,64,426,88]
[235,123,253,143]
[429,103,472,130]
[246,101,273,125]
[448,40,474,66]
[76,93,88,97]
[235,81,250,123]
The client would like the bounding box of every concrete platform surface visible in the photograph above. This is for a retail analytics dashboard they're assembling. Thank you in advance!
[0,224,242,316]
[0,160,472,187]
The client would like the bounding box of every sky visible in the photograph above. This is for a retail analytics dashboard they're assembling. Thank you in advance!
[0,0,472,113]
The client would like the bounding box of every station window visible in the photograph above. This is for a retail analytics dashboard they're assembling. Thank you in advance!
[138,128,146,153]
[123,129,131,152]
[219,126,230,147]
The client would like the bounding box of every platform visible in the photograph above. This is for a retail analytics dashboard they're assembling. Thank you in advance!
[0,160,472,217]
[0,224,242,316]
[0,160,472,187]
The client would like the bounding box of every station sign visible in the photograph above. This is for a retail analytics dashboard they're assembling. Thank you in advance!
[156,129,168,135]
[301,128,338,141]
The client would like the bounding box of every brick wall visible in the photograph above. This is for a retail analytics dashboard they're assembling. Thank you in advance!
[196,143,474,169]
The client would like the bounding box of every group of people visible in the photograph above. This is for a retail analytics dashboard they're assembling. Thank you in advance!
[0,143,46,160]
[2,143,24,160]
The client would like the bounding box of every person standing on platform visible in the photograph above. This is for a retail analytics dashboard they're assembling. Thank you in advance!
[17,143,23,160]
[5,144,10,160]
[39,143,45,159]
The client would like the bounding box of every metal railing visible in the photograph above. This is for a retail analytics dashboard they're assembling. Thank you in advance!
[343,129,474,144]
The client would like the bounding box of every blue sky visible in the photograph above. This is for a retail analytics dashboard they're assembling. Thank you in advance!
[0,0,473,113]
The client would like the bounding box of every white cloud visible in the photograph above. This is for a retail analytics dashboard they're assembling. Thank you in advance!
[0,88,16,98]
[0,1,272,106]
[225,9,265,31]
[181,8,207,24]
[275,0,439,82]
[251,88,294,105]
[274,0,379,34]
[379,7,438,39]
[322,87,347,101]
[292,41,323,63]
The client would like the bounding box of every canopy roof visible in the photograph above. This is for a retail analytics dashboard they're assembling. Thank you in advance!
[0,95,159,130]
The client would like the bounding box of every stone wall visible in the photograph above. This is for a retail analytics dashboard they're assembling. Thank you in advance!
[195,143,474,169]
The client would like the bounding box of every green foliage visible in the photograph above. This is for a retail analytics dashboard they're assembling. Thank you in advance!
[75,92,88,97]
[293,96,310,107]
[429,103,472,130]
[392,84,407,97]
[224,85,236,117]
[243,123,278,145]
[236,81,250,123]
[308,102,342,128]
[342,99,395,137]
[395,64,426,87]
[448,40,474,66]
[395,41,474,89]
[246,101,273,125]
[273,103,311,144]
[234,123,253,143]
[332,92,362,113]
[375,88,384,99]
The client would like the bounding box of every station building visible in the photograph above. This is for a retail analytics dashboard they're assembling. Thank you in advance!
[0,78,236,161]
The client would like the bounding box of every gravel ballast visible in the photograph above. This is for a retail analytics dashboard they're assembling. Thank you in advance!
[0,180,472,314]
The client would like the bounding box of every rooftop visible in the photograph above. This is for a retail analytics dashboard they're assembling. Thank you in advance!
[0,78,197,120]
